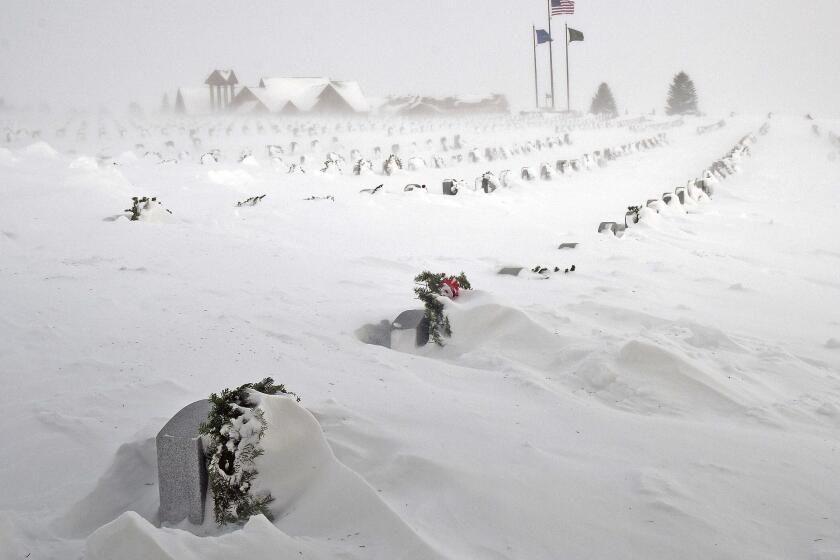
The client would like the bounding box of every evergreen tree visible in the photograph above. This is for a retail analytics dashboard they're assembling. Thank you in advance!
[666,71,699,115]
[589,83,618,117]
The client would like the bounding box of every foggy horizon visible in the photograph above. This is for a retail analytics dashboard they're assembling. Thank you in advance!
[2,0,839,116]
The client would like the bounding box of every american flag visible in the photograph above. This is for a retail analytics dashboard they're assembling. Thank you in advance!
[551,0,575,16]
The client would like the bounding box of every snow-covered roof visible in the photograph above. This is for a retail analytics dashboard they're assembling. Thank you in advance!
[256,78,370,113]
[331,81,371,113]
[255,83,301,112]
[174,87,213,115]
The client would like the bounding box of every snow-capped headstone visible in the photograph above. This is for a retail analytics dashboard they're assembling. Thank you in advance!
[156,399,210,525]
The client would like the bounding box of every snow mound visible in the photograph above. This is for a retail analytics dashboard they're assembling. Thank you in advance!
[0,147,19,167]
[133,203,175,223]
[52,438,158,538]
[85,396,442,560]
[612,340,747,415]
[86,512,328,560]
[21,141,59,158]
[252,395,442,558]
[69,156,100,171]
[397,292,577,386]
[207,169,254,188]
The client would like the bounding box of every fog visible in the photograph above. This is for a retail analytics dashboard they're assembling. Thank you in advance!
[2,0,838,115]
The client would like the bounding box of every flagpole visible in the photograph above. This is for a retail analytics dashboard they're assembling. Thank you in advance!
[547,0,555,110]
[565,22,571,112]
[532,25,539,109]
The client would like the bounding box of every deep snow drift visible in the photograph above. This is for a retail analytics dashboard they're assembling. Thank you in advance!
[1,112,839,560]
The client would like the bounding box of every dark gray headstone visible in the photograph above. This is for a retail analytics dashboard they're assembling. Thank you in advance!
[157,399,210,525]
[442,180,458,195]
[598,222,617,234]
[391,309,430,350]
[498,267,524,276]
[558,243,578,249]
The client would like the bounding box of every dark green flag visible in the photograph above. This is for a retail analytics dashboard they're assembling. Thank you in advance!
[568,28,584,42]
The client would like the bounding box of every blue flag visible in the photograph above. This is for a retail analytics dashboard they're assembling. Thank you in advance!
[535,29,553,44]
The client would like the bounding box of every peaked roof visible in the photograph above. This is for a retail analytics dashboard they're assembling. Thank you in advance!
[256,77,370,113]
[231,86,296,113]
[205,69,239,86]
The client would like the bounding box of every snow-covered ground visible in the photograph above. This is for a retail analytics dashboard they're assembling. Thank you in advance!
[1,112,839,559]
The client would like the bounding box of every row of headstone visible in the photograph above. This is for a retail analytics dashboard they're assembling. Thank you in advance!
[697,120,727,135]
[514,134,666,184]
[598,125,765,237]
[433,133,668,198]
[629,118,684,133]
[4,111,670,173]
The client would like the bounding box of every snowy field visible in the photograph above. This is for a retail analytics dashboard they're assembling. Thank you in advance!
[1,112,840,559]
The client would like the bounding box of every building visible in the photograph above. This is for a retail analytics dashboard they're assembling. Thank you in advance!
[204,70,238,111]
[173,69,238,115]
[230,77,370,115]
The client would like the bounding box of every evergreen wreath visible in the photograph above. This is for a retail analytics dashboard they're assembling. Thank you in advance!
[413,271,472,346]
[199,377,300,526]
[125,196,172,221]
[236,194,266,207]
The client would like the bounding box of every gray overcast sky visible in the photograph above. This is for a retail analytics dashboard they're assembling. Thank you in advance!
[2,0,839,116]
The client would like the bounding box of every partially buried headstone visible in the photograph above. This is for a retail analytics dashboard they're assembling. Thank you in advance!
[442,179,461,195]
[598,222,618,234]
[390,309,430,351]
[521,167,536,181]
[558,242,578,250]
[498,267,524,276]
[157,399,210,525]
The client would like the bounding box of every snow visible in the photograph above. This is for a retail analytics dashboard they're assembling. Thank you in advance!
[1,112,839,559]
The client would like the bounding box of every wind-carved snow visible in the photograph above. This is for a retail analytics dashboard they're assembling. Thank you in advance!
[1,113,839,559]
